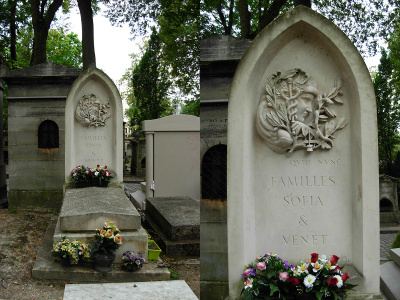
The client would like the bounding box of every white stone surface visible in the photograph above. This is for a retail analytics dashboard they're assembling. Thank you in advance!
[227,6,379,298]
[143,115,200,201]
[63,281,198,300]
[53,218,148,263]
[65,67,123,182]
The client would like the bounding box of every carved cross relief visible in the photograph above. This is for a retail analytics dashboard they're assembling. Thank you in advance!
[75,94,111,127]
[256,68,348,156]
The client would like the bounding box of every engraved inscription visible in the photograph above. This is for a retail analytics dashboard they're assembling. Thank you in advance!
[282,234,327,246]
[270,175,335,187]
[283,194,323,207]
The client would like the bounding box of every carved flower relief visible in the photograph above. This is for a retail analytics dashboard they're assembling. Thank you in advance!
[255,68,348,156]
[75,94,111,127]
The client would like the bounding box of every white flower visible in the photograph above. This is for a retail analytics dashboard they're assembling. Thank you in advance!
[297,263,309,274]
[135,259,141,265]
[94,171,99,176]
[244,278,253,290]
[311,261,322,273]
[303,274,316,288]
[334,275,343,288]
[319,255,328,263]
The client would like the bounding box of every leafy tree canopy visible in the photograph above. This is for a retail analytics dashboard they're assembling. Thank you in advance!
[201,0,399,57]
[104,0,199,101]
[127,27,174,129]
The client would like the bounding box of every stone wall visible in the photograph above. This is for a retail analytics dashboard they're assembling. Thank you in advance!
[4,63,81,210]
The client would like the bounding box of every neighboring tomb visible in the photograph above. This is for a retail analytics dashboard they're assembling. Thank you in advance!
[200,35,250,299]
[227,6,380,298]
[2,63,81,209]
[379,174,400,225]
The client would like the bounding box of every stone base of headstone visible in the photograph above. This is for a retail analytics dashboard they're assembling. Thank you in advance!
[380,212,400,226]
[53,218,148,263]
[54,186,148,262]
[145,197,200,256]
[33,217,170,283]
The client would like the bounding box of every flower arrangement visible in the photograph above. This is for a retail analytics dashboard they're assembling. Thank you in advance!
[241,252,356,300]
[51,236,90,265]
[70,164,113,187]
[91,165,113,185]
[91,221,122,255]
[122,251,144,271]
[70,165,92,185]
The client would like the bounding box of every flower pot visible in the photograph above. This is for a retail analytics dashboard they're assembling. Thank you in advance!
[91,179,109,187]
[60,256,71,267]
[74,181,91,188]
[92,252,116,273]
[148,240,161,261]
[122,263,142,272]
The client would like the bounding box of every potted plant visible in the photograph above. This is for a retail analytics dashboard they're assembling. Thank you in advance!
[148,239,161,261]
[91,221,122,272]
[91,165,113,187]
[51,237,90,266]
[122,251,144,271]
[241,252,356,300]
[70,165,92,188]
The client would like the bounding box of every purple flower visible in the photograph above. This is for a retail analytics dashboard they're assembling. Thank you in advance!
[242,268,256,278]
[283,260,290,269]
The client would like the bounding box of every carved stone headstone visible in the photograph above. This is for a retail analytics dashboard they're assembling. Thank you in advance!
[227,6,380,298]
[65,68,123,182]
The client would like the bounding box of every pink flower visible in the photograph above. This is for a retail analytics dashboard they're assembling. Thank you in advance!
[279,272,289,281]
[256,261,266,270]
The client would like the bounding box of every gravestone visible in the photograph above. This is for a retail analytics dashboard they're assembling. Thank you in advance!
[227,6,380,298]
[56,67,147,263]
[65,68,123,181]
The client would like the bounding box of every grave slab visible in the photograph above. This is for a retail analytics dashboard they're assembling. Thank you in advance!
[60,187,141,231]
[146,197,200,241]
[380,261,400,300]
[33,218,169,283]
[145,197,200,256]
[63,281,197,300]
[53,218,148,263]
[130,189,146,210]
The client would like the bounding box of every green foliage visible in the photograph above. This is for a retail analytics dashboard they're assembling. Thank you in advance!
[129,27,173,129]
[373,48,400,175]
[201,0,395,56]
[104,0,199,101]
[46,28,82,68]
[392,230,400,249]
[180,99,200,117]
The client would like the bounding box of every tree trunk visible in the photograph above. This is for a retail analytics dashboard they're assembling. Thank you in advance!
[10,1,17,67]
[29,0,64,66]
[78,0,96,70]
[294,0,311,7]
[238,0,251,38]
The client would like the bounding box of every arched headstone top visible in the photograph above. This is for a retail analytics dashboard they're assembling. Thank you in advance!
[65,67,123,182]
[227,6,379,297]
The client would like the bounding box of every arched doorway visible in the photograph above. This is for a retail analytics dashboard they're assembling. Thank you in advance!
[201,144,227,199]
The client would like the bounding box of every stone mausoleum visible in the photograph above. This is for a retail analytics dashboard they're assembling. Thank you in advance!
[1,63,82,210]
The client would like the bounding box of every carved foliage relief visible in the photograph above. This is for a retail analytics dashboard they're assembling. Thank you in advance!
[75,94,111,127]
[256,69,348,156]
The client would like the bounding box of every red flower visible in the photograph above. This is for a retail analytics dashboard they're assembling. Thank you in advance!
[310,253,318,263]
[327,276,338,287]
[104,165,107,169]
[341,273,350,282]
[334,266,342,271]
[330,255,339,265]
[103,172,106,176]
[97,165,100,168]
[288,276,300,286]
